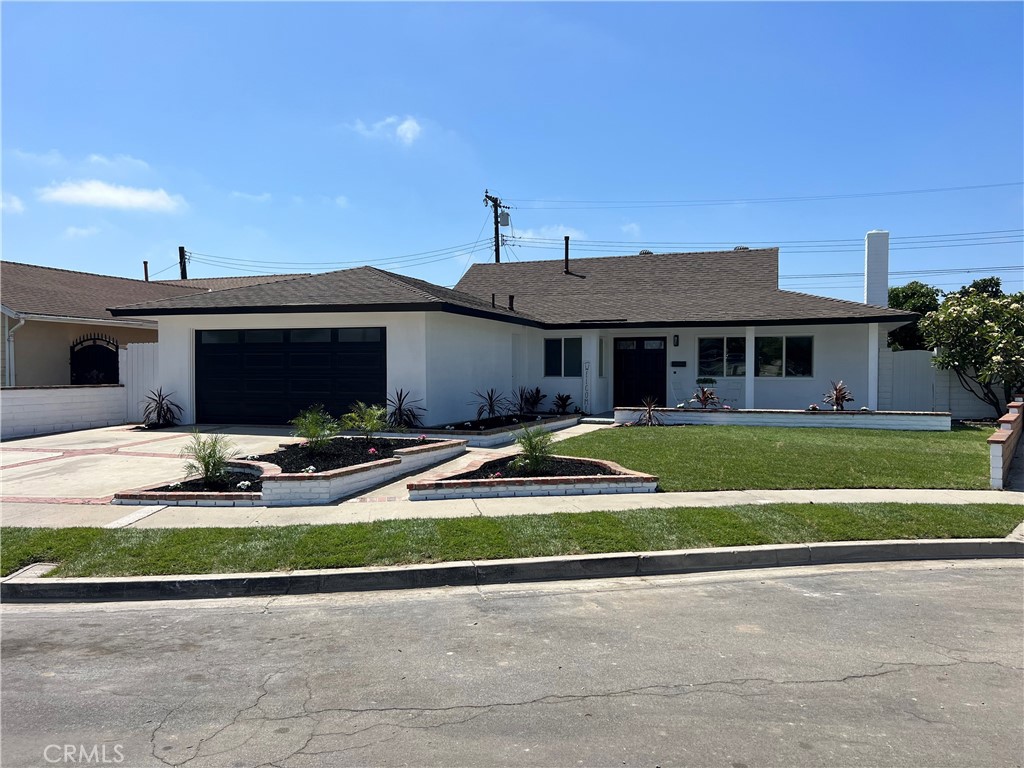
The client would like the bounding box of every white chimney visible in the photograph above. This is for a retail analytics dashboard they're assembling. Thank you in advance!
[864,230,889,307]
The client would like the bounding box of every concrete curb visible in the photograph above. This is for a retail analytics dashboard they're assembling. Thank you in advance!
[2,538,1021,603]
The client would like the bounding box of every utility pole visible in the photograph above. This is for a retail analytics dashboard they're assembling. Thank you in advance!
[178,246,188,280]
[483,190,510,263]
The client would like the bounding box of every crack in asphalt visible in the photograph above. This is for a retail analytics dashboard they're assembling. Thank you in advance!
[147,659,996,766]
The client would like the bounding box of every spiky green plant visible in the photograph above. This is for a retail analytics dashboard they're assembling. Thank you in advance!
[290,405,339,452]
[823,380,855,411]
[510,424,554,475]
[179,430,238,487]
[471,388,510,420]
[142,388,184,427]
[341,402,388,442]
[633,396,664,426]
[386,388,426,429]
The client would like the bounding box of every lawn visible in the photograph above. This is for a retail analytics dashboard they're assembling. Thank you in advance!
[2,503,1019,578]
[553,424,991,491]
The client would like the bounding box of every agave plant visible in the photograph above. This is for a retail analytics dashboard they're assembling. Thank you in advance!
[386,388,426,428]
[632,396,664,426]
[823,380,855,411]
[142,388,184,428]
[471,388,510,421]
[551,392,574,415]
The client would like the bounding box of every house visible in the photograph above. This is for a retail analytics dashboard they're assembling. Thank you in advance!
[0,262,305,387]
[108,231,918,426]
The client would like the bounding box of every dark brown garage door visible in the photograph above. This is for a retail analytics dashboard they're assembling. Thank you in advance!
[195,327,387,424]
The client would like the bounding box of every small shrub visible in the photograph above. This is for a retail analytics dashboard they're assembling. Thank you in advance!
[142,388,183,428]
[180,430,238,486]
[633,396,663,426]
[524,386,547,413]
[471,388,510,420]
[386,388,426,429]
[552,393,574,415]
[823,380,855,411]
[341,402,388,442]
[689,386,721,409]
[290,404,338,452]
[510,424,553,475]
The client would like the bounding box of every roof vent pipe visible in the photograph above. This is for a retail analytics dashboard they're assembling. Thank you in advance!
[491,293,496,308]
[564,235,570,274]
[508,295,515,311]
[864,230,890,307]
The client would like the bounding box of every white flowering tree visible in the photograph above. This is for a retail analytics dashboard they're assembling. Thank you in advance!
[919,287,1024,418]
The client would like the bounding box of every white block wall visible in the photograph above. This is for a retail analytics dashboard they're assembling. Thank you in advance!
[0,385,127,440]
[409,479,657,501]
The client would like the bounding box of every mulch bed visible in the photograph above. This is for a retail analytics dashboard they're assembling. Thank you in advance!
[254,437,436,474]
[452,456,619,481]
[427,414,564,431]
[152,471,262,493]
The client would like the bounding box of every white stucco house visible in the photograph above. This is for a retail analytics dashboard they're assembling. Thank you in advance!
[109,231,918,426]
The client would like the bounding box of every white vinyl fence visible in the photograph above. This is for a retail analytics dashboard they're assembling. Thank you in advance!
[120,343,159,422]
[879,348,1006,420]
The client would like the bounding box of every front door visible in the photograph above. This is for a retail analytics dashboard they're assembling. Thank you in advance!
[613,337,667,407]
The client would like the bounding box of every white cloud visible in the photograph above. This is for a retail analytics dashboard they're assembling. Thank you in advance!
[13,148,64,166]
[230,190,272,203]
[1,194,25,214]
[620,222,641,238]
[334,195,349,209]
[350,115,423,146]
[515,225,588,241]
[87,153,150,171]
[37,180,186,212]
[64,225,100,239]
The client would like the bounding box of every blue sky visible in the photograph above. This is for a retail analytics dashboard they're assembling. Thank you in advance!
[3,2,1022,302]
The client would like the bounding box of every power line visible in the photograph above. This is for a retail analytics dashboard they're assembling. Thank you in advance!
[503,182,1024,210]
[149,260,181,278]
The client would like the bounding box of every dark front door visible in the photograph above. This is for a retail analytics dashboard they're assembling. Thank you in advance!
[195,327,387,424]
[613,337,667,407]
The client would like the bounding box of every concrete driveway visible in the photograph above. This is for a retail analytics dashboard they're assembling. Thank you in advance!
[0,424,296,516]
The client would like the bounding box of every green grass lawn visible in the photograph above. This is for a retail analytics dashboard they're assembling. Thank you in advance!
[554,424,991,491]
[2,503,1019,578]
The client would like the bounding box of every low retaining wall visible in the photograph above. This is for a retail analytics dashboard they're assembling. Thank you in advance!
[114,439,468,507]
[613,407,952,431]
[364,415,580,448]
[988,398,1023,490]
[1,385,127,440]
[408,456,657,501]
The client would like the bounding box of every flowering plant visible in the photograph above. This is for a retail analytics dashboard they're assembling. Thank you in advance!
[368,447,378,455]
[301,465,316,474]
[236,480,252,490]
[807,404,820,411]
[418,434,427,441]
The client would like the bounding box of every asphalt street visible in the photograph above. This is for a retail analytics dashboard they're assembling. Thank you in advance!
[2,560,1021,768]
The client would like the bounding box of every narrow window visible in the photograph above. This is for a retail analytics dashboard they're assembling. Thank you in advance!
[598,339,605,377]
[725,337,746,377]
[698,338,724,377]
[544,339,563,377]
[563,338,583,377]
[755,337,784,377]
[785,336,813,377]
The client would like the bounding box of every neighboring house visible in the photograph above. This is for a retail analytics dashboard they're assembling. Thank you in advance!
[0,261,304,387]
[109,232,918,426]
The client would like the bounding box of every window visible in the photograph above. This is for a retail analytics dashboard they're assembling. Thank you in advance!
[544,337,583,377]
[244,330,283,343]
[598,339,605,377]
[336,328,382,343]
[290,329,331,343]
[755,336,813,378]
[698,337,746,377]
[200,330,239,344]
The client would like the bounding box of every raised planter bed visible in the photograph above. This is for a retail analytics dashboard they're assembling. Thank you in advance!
[613,407,952,432]
[114,438,468,507]
[351,415,581,448]
[407,455,657,501]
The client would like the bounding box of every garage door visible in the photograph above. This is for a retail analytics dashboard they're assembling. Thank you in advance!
[195,328,387,424]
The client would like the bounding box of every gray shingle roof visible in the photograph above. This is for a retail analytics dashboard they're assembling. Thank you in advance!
[109,266,539,323]
[157,274,308,290]
[455,249,918,326]
[0,261,199,322]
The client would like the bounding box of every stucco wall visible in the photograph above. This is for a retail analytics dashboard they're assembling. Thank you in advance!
[152,312,428,425]
[0,385,127,439]
[3,319,157,387]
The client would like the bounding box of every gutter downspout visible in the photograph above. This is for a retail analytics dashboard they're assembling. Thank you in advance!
[5,312,26,387]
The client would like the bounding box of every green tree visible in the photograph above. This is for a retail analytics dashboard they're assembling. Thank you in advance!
[919,287,1024,418]
[887,281,941,350]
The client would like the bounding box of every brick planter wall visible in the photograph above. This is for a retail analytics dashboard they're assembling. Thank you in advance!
[613,408,952,431]
[362,415,580,448]
[407,455,657,501]
[114,438,468,507]
[988,398,1023,490]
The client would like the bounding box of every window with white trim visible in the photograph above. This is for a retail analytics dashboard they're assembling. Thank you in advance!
[755,335,813,377]
[544,337,583,377]
[698,336,746,377]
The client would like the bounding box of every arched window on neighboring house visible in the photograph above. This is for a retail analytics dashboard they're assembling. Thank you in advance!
[69,334,119,385]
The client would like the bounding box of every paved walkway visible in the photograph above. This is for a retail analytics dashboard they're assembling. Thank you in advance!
[1,423,1021,529]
